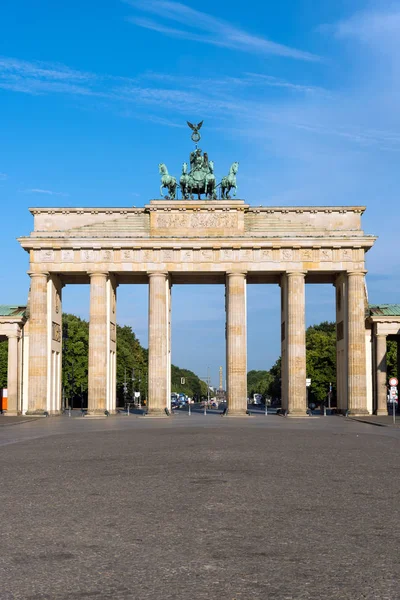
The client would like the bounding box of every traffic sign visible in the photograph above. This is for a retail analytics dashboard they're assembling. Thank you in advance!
[389,377,398,387]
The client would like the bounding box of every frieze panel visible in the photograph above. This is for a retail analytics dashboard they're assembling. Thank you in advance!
[281,249,293,261]
[261,249,273,261]
[320,249,333,261]
[240,249,253,261]
[199,249,213,261]
[181,249,193,262]
[61,249,74,262]
[341,249,353,261]
[143,249,153,262]
[221,249,233,260]
[37,249,54,262]
[102,249,113,262]
[161,249,174,261]
[52,322,61,342]
[121,249,133,261]
[81,249,97,262]
[300,249,313,261]
[54,290,61,314]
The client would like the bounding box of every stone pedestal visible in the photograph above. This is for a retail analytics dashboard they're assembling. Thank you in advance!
[6,334,20,415]
[285,272,307,416]
[226,272,248,416]
[27,272,49,414]
[347,272,369,416]
[147,272,170,416]
[375,334,388,416]
[88,272,108,415]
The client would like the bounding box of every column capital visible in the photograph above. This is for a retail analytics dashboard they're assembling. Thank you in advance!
[7,332,20,339]
[376,333,387,339]
[147,271,169,279]
[87,271,109,278]
[27,271,49,278]
[226,271,247,277]
[286,271,307,278]
[347,270,367,277]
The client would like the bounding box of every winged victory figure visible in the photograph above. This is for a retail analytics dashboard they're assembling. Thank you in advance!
[187,120,203,143]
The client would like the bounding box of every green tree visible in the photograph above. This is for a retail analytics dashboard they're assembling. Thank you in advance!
[116,324,148,403]
[171,365,208,399]
[266,357,281,400]
[305,322,336,404]
[387,340,397,378]
[0,340,7,388]
[247,370,273,399]
[260,322,337,405]
[62,314,89,406]
[61,313,206,407]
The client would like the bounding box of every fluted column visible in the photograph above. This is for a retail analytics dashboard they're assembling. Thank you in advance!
[27,272,49,414]
[6,334,20,415]
[347,271,368,415]
[375,333,388,416]
[88,272,108,415]
[226,272,247,416]
[147,272,170,416]
[286,272,307,416]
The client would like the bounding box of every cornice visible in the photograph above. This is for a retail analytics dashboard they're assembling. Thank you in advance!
[17,235,377,249]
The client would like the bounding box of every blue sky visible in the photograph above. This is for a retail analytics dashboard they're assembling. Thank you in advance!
[1,0,399,385]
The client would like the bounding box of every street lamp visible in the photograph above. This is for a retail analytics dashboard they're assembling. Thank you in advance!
[200,366,211,415]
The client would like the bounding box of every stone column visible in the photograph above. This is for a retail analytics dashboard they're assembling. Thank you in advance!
[6,333,20,415]
[375,333,388,416]
[88,272,108,415]
[347,271,369,415]
[147,272,170,416]
[27,272,49,414]
[335,274,348,413]
[226,272,248,416]
[286,272,307,416]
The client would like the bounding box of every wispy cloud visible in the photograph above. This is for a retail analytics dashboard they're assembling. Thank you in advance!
[245,73,329,95]
[0,57,93,81]
[0,57,98,96]
[124,0,321,62]
[332,7,400,43]
[21,188,69,197]
[1,54,399,152]
[0,172,7,180]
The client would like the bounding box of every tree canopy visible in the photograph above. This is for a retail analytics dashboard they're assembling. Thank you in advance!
[250,322,352,405]
[61,314,207,405]
[1,318,399,404]
[0,340,7,388]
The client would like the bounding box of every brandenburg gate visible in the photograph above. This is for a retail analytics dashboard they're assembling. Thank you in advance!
[17,124,376,417]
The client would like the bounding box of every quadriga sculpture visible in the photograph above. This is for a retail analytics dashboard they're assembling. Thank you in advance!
[158,163,177,199]
[221,162,239,199]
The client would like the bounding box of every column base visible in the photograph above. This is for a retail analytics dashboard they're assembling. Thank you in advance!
[223,409,250,417]
[347,408,370,417]
[287,409,309,417]
[2,411,22,416]
[86,409,110,417]
[143,408,171,418]
[25,410,49,416]
[376,409,388,416]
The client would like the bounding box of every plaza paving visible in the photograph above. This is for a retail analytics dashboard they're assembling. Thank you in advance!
[0,414,399,600]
